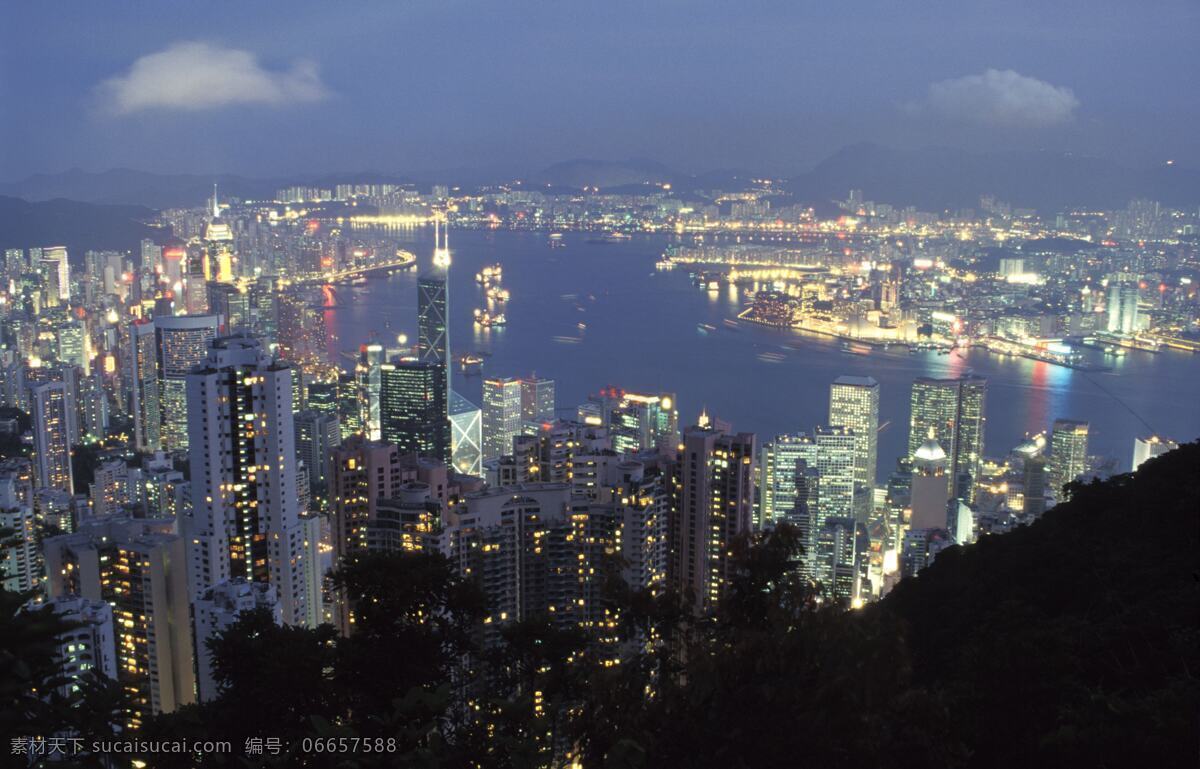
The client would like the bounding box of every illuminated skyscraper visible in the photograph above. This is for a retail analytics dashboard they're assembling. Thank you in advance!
[1105,275,1140,334]
[760,428,855,530]
[155,314,218,451]
[1132,435,1177,471]
[908,375,987,501]
[356,343,385,440]
[379,359,450,462]
[1049,419,1089,500]
[417,217,450,395]
[40,246,70,305]
[185,336,321,628]
[520,375,555,425]
[30,380,76,493]
[909,435,950,530]
[129,321,161,452]
[829,375,879,493]
[483,376,524,461]
[669,420,756,613]
[449,391,483,477]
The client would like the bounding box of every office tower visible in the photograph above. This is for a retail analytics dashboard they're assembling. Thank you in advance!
[1132,435,1177,471]
[449,390,483,477]
[356,343,385,440]
[829,375,879,493]
[185,336,321,628]
[521,375,555,425]
[155,314,218,451]
[337,372,363,438]
[909,435,950,530]
[140,239,161,272]
[43,516,196,728]
[30,380,76,493]
[28,596,119,699]
[207,281,250,334]
[761,427,857,531]
[586,388,680,454]
[41,246,70,304]
[669,421,756,613]
[379,360,450,462]
[0,470,38,592]
[483,376,524,461]
[900,527,953,579]
[306,379,338,416]
[417,218,451,394]
[193,580,281,702]
[1105,275,1140,334]
[814,517,867,603]
[1022,454,1048,517]
[908,375,987,501]
[1049,419,1090,500]
[294,409,341,493]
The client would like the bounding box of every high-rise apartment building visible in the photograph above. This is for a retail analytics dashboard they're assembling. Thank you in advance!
[156,314,218,451]
[669,421,756,613]
[908,375,987,501]
[43,516,196,729]
[294,409,341,493]
[30,380,76,493]
[1132,435,1177,471]
[129,321,161,452]
[184,336,321,628]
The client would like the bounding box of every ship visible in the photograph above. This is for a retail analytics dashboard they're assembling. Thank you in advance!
[486,286,511,302]
[475,264,503,284]
[548,232,565,247]
[473,308,507,327]
[586,231,632,244]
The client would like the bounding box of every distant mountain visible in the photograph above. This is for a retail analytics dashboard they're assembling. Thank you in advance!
[0,196,164,260]
[787,143,1200,213]
[4,146,1197,213]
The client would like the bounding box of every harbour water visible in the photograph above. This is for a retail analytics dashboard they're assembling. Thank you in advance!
[324,228,1200,473]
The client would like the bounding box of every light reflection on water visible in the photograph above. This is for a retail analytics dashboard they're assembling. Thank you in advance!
[325,228,1200,472]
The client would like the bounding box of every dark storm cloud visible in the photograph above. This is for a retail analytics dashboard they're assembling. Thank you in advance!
[1,0,1196,178]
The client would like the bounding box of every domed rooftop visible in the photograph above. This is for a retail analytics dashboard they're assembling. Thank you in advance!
[914,437,947,464]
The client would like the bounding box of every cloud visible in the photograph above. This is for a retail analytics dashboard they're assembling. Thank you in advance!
[97,41,329,115]
[916,69,1079,127]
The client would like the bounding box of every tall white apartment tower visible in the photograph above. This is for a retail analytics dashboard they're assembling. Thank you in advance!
[185,336,321,628]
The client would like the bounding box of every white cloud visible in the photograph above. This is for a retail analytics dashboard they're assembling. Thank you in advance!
[97,41,329,115]
[918,69,1079,127]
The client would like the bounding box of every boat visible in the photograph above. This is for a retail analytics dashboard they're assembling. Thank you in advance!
[548,232,565,247]
[486,286,510,302]
[475,264,503,284]
[473,308,507,327]
[697,323,716,334]
[840,341,871,356]
[586,231,632,244]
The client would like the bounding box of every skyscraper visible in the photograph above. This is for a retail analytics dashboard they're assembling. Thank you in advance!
[482,376,524,461]
[417,217,450,394]
[909,435,950,530]
[41,246,70,305]
[294,409,342,493]
[669,420,756,613]
[129,320,161,452]
[155,314,218,451]
[185,336,321,628]
[908,375,987,501]
[30,380,76,493]
[1106,275,1140,334]
[449,390,483,477]
[1049,419,1089,500]
[356,343,385,440]
[829,375,879,493]
[520,375,555,425]
[1132,435,1177,471]
[379,359,450,462]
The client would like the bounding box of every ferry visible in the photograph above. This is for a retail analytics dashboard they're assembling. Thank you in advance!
[840,341,871,356]
[586,231,632,244]
[697,322,717,334]
[475,264,503,284]
[473,308,507,327]
[548,232,565,247]
[459,353,485,374]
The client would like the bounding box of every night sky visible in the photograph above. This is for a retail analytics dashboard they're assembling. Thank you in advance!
[2,0,1197,179]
